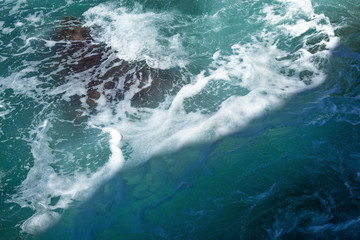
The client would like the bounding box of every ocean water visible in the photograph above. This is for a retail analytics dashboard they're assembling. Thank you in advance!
[0,0,359,239]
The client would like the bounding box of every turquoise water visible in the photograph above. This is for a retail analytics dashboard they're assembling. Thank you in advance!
[0,0,359,239]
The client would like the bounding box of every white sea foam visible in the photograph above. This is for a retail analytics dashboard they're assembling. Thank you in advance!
[8,0,27,15]
[0,171,5,191]
[14,21,24,27]
[277,0,313,13]
[22,211,61,234]
[11,120,124,234]
[83,3,187,69]
[44,40,56,48]
[0,67,44,99]
[0,99,13,119]
[25,11,44,24]
[2,27,14,34]
[102,127,124,171]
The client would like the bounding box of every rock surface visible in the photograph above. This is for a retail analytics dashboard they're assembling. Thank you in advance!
[53,17,180,109]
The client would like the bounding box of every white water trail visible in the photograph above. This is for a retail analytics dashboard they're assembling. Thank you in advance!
[11,120,124,234]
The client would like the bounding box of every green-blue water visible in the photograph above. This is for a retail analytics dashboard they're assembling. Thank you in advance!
[1,0,359,239]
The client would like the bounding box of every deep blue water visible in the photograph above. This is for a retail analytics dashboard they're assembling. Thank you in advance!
[1,0,360,239]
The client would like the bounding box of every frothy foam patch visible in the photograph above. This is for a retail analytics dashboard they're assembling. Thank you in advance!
[10,120,124,234]
[83,3,187,69]
[264,0,338,48]
[86,0,338,163]
[25,11,44,24]
[0,67,44,99]
[102,127,124,171]
[277,0,313,13]
[22,211,61,234]
[2,27,14,34]
[8,0,27,16]
[0,99,13,119]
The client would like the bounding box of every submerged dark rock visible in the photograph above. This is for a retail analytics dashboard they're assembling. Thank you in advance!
[54,17,92,42]
[52,17,181,110]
